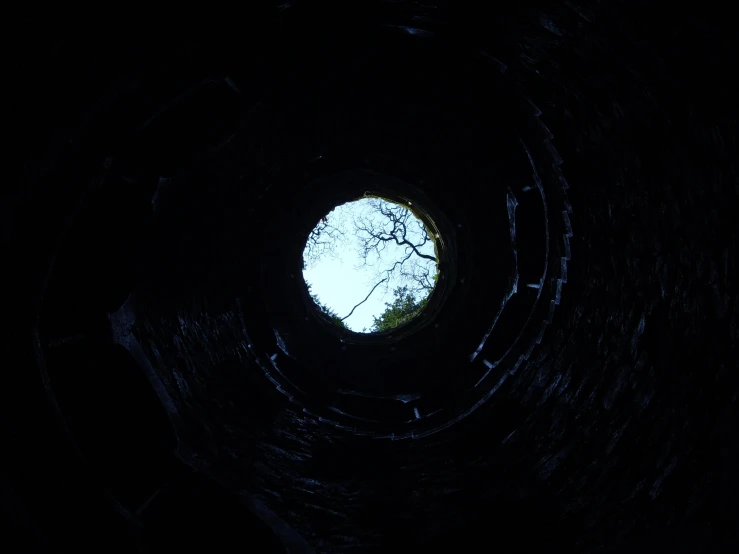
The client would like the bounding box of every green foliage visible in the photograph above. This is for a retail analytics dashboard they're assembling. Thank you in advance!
[370,286,428,333]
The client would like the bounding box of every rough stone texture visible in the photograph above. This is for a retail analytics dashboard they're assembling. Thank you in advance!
[7,2,738,552]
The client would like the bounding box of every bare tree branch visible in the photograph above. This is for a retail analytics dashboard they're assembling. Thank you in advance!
[352,198,438,297]
[339,277,388,321]
[304,197,439,331]
[303,212,349,268]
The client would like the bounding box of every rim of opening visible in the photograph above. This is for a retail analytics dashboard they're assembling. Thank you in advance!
[300,189,455,344]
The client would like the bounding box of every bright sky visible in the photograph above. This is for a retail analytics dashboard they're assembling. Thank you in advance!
[303,198,437,332]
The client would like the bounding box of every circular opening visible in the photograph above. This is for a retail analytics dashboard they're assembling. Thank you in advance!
[302,196,440,334]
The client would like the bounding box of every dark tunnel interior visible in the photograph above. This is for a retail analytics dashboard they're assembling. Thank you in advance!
[7,2,738,552]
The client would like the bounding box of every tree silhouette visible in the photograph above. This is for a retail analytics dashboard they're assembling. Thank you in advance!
[306,282,348,329]
[303,197,438,331]
[352,198,437,296]
[302,216,348,271]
